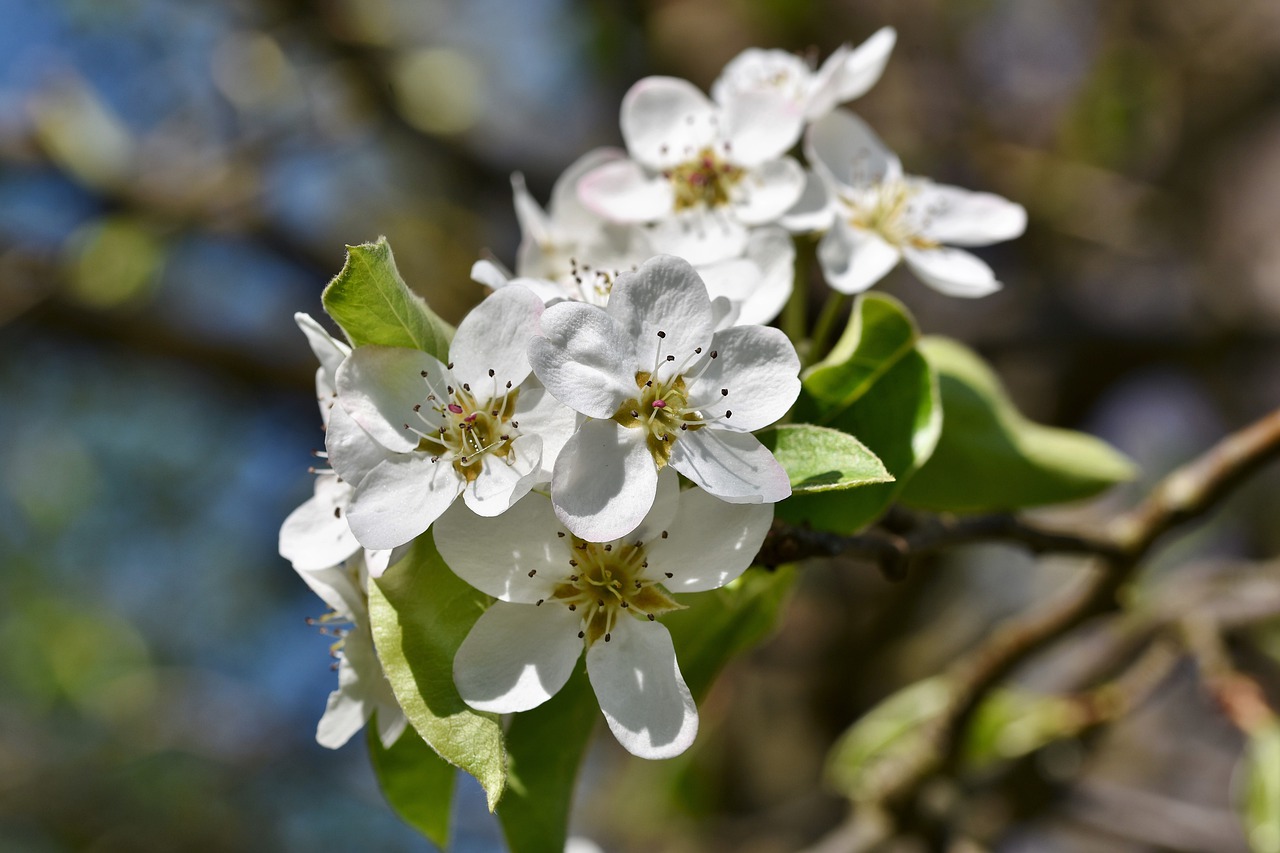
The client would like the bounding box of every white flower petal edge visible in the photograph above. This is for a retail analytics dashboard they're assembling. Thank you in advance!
[915,182,1027,247]
[435,498,569,602]
[645,485,772,593]
[345,453,464,550]
[587,617,697,760]
[669,428,791,504]
[551,420,658,542]
[817,221,903,295]
[448,285,542,394]
[279,474,361,572]
[621,76,717,170]
[453,601,585,713]
[902,246,1002,298]
[806,27,897,118]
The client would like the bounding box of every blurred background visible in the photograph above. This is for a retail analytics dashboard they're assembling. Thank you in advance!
[2,0,1279,850]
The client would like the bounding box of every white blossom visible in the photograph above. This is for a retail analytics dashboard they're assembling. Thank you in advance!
[710,27,897,149]
[802,109,1026,297]
[577,77,806,267]
[434,471,772,759]
[331,286,577,550]
[298,553,407,750]
[529,255,798,541]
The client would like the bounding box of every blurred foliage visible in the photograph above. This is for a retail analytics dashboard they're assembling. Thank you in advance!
[2,0,1280,850]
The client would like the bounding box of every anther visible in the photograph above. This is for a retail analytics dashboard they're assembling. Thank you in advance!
[505,380,512,389]
[603,544,612,552]
[556,532,565,538]
[578,631,585,638]
[460,456,469,463]
[620,601,629,608]
[420,370,428,377]
[568,604,577,611]
[680,424,688,430]
[641,561,648,568]
[500,434,510,441]
[631,409,639,418]
[536,599,543,606]
[597,599,605,607]
[725,410,733,418]
[665,572,674,578]
[413,403,421,411]
[661,530,668,539]
[528,569,536,577]
[710,350,718,359]
[491,410,499,417]
[652,400,667,409]
[447,385,454,394]
[448,403,464,414]
[656,330,666,338]
[463,383,470,392]
[447,362,454,370]
[569,559,578,567]
[511,421,519,428]
[665,354,675,362]
[488,369,495,377]
[695,347,702,354]
[604,633,611,642]
[721,388,728,396]
[333,507,341,518]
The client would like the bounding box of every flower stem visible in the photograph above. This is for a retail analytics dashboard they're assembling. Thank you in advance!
[805,292,849,368]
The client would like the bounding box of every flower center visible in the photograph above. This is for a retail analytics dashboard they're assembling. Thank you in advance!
[403,371,521,482]
[664,147,745,212]
[842,180,940,250]
[545,535,682,645]
[611,332,735,466]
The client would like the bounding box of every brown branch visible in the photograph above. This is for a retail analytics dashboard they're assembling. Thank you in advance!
[808,405,1280,851]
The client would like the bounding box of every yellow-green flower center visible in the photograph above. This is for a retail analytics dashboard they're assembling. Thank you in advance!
[545,535,683,645]
[842,180,940,250]
[411,381,520,482]
[665,147,745,212]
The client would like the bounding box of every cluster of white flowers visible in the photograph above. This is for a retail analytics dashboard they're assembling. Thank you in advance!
[281,28,1027,761]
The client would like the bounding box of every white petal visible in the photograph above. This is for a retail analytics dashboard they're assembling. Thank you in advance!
[732,157,806,225]
[316,657,368,749]
[805,109,900,191]
[434,493,567,602]
[577,160,674,224]
[295,312,351,385]
[552,420,658,542]
[621,76,717,169]
[511,171,552,247]
[669,429,790,504]
[470,258,512,290]
[336,346,446,453]
[914,181,1027,247]
[454,601,584,713]
[806,27,897,118]
[325,404,391,486]
[721,89,804,166]
[462,433,542,517]
[710,295,741,330]
[586,617,697,760]
[736,225,795,325]
[902,245,1001,298]
[513,380,580,480]
[687,325,800,432]
[607,255,714,378]
[546,147,629,237]
[295,560,365,620]
[279,474,360,571]
[712,48,811,110]
[449,286,543,392]
[531,302,637,419]
[376,708,409,750]
[345,454,462,550]
[778,170,835,233]
[646,210,749,267]
[646,487,772,592]
[817,221,902,294]
[629,467,682,545]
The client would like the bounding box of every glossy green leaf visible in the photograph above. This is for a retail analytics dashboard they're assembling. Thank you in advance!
[497,664,597,853]
[663,565,796,702]
[901,337,1137,512]
[826,677,952,802]
[368,532,506,811]
[367,722,456,848]
[781,293,941,534]
[322,236,454,360]
[1241,720,1280,853]
[760,424,893,494]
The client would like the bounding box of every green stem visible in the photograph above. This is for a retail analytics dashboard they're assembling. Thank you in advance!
[805,292,849,368]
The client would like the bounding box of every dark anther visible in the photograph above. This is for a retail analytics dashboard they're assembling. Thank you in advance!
[620,601,629,608]
[725,410,732,418]
[710,350,718,359]
[569,604,577,611]
[413,404,422,411]
[527,569,537,577]
[661,530,669,539]
[505,381,512,389]
[569,559,578,567]
[447,385,454,394]
[420,370,428,377]
[680,424,688,430]
[657,330,666,338]
[488,369,495,377]
[597,599,605,607]
[665,572,674,578]
[511,421,519,428]
[333,507,341,518]
[604,544,612,552]
[604,633,611,642]
[666,354,675,362]
[447,362,454,370]
[695,347,702,354]
[463,383,470,391]
[556,531,565,538]
[721,388,728,396]
[536,599,543,606]
[578,631,585,638]
[647,614,656,621]
[631,410,639,418]
[500,434,510,441]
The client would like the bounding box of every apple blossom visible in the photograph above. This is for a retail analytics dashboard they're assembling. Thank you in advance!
[298,553,407,750]
[803,109,1026,297]
[331,285,576,551]
[434,471,772,759]
[529,255,798,541]
[577,76,806,266]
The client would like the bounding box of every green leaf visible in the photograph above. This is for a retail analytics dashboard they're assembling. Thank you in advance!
[663,566,796,702]
[780,293,941,534]
[1241,720,1280,853]
[826,677,952,802]
[497,664,598,853]
[322,236,454,360]
[760,423,893,494]
[963,688,1088,770]
[367,723,456,848]
[368,532,506,810]
[900,337,1137,512]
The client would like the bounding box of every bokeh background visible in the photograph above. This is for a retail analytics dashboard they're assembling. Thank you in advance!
[2,0,1279,851]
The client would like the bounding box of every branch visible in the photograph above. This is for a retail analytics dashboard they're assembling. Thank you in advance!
[807,405,1280,851]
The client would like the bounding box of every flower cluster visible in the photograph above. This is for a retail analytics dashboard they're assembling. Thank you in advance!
[282,28,1028,764]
